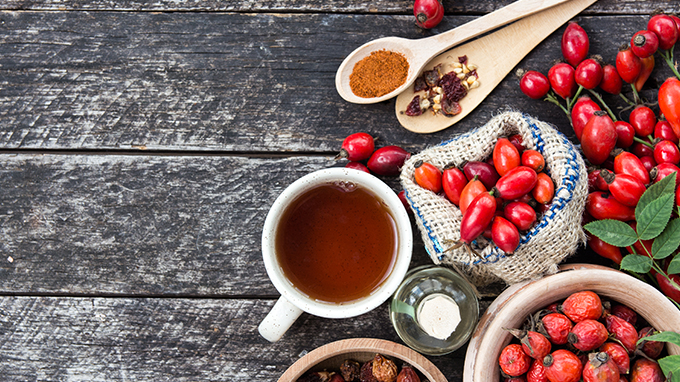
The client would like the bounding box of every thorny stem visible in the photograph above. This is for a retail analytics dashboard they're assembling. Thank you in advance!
[633,136,654,148]
[661,47,680,80]
[586,88,618,121]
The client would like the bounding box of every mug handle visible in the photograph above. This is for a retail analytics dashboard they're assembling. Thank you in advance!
[258,296,303,342]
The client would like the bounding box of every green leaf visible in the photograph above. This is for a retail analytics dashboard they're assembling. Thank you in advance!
[668,255,680,275]
[659,355,680,382]
[639,331,680,347]
[637,172,677,215]
[620,254,653,273]
[652,218,680,259]
[636,194,675,240]
[584,219,638,247]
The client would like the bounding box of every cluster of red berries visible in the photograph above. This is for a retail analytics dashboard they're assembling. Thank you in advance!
[411,136,554,255]
[499,291,665,382]
[517,14,680,299]
[336,132,411,177]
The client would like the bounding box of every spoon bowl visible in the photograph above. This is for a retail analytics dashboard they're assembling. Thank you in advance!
[335,0,570,104]
[395,0,597,133]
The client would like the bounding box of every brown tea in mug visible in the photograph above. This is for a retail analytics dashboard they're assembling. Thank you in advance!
[275,181,398,303]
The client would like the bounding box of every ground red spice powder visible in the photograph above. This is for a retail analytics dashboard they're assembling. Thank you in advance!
[349,50,409,98]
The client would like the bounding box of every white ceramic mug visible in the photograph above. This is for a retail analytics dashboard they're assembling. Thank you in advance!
[258,167,413,342]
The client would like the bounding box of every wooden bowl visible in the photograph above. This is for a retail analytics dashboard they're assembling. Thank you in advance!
[278,338,448,382]
[463,264,680,382]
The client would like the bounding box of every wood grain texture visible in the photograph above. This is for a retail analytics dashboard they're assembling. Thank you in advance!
[0,12,674,152]
[1,0,675,14]
[0,154,461,296]
[0,296,490,381]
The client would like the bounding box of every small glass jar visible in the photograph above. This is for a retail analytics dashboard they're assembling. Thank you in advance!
[390,265,479,356]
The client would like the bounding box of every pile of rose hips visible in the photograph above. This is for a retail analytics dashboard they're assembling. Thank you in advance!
[412,136,555,255]
[518,14,680,297]
[499,290,665,382]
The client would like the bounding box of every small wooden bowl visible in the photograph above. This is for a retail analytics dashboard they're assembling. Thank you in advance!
[463,264,680,382]
[278,338,448,382]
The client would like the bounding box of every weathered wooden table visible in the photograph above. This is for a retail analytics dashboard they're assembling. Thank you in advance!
[1,0,677,380]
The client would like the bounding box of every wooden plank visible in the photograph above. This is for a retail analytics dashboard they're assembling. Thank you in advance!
[0,296,491,381]
[0,12,672,152]
[0,154,456,296]
[0,0,674,15]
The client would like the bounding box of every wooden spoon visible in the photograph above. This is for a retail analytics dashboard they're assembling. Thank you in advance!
[335,0,570,105]
[395,0,597,134]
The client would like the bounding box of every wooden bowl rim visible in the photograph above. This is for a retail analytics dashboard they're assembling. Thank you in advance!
[463,263,680,382]
[277,338,448,382]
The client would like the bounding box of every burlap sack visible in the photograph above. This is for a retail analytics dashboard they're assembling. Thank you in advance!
[400,111,588,286]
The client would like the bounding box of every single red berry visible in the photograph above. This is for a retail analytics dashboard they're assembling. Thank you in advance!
[616,46,642,84]
[599,170,646,207]
[397,190,412,214]
[614,121,635,148]
[504,201,537,231]
[639,155,657,173]
[548,63,577,99]
[543,349,583,382]
[521,150,545,173]
[637,327,664,359]
[581,111,618,165]
[414,160,443,193]
[520,70,551,99]
[494,138,521,176]
[600,64,623,95]
[462,161,500,190]
[337,132,375,162]
[587,235,623,264]
[528,359,549,382]
[648,14,679,51]
[632,141,654,158]
[509,134,526,153]
[507,328,552,361]
[494,166,538,200]
[651,162,680,185]
[460,191,497,244]
[459,176,486,215]
[540,313,573,345]
[413,0,444,29]
[610,304,637,326]
[561,22,589,67]
[654,139,680,165]
[605,314,638,353]
[345,161,370,173]
[562,290,602,322]
[442,166,467,206]
[571,96,601,141]
[499,343,532,377]
[630,359,664,382]
[655,120,679,144]
[575,58,604,89]
[631,30,660,58]
[367,146,411,176]
[568,319,609,352]
[586,191,635,221]
[629,105,657,137]
[582,352,620,382]
[600,342,630,375]
[492,216,520,254]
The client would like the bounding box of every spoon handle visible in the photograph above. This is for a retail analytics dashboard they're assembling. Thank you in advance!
[416,0,571,59]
